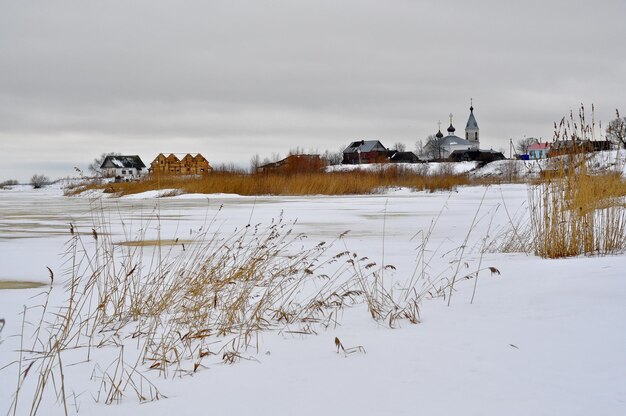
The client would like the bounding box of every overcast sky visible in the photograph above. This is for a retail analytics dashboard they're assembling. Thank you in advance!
[1,0,625,182]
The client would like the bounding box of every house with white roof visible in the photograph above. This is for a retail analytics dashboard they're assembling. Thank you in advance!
[100,155,147,180]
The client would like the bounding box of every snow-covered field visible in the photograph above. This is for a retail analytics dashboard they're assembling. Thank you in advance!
[0,182,625,415]
[327,150,626,179]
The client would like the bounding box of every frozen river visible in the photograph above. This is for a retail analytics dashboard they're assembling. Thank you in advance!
[0,184,518,284]
[2,184,624,416]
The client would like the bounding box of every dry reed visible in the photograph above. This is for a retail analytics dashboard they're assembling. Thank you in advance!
[8,193,496,413]
[67,168,472,197]
[490,105,626,258]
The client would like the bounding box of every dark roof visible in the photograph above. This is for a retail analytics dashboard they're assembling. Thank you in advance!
[389,151,420,163]
[448,149,505,163]
[100,155,146,169]
[343,140,387,154]
[258,154,321,169]
[466,107,479,130]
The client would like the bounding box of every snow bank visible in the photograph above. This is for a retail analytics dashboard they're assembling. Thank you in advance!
[327,161,479,175]
[328,150,626,181]
[1,186,625,415]
[473,150,626,179]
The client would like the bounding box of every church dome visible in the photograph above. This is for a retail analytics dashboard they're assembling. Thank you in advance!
[447,123,456,133]
[436,129,444,139]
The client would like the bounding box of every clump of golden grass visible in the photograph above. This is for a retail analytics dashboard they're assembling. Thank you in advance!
[67,167,472,197]
[492,105,626,258]
[529,163,626,258]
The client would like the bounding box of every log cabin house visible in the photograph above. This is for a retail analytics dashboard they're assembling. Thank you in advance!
[150,153,213,175]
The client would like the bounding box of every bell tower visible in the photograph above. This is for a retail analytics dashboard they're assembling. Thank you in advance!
[465,98,479,147]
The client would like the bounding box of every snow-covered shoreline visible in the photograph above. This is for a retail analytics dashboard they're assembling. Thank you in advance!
[1,162,625,415]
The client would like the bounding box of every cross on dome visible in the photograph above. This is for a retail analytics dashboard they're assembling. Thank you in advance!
[447,113,456,134]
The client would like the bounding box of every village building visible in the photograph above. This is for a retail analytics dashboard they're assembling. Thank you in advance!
[448,149,505,164]
[342,140,389,164]
[150,153,212,175]
[426,104,480,160]
[99,155,146,181]
[547,140,611,157]
[257,154,325,174]
[389,151,420,163]
[528,142,551,160]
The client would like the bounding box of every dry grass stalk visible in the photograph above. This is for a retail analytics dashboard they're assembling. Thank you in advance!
[491,106,626,258]
[9,194,493,413]
[68,168,472,197]
[334,337,366,356]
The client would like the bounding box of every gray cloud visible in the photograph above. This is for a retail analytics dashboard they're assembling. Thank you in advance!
[1,0,625,182]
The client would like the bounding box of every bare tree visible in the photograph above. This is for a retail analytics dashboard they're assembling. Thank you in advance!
[393,142,406,152]
[423,134,446,160]
[414,139,424,157]
[606,111,626,148]
[0,179,18,186]
[515,137,538,155]
[322,149,343,166]
[214,162,246,173]
[88,152,121,176]
[30,174,49,189]
[250,153,261,173]
[288,147,304,156]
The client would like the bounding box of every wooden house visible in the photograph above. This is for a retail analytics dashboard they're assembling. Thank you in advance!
[150,153,212,176]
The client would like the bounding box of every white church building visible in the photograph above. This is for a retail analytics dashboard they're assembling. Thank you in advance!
[427,103,480,160]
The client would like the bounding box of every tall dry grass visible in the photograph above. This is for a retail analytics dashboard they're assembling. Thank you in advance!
[8,195,497,413]
[529,160,626,258]
[67,167,472,197]
[490,105,626,258]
